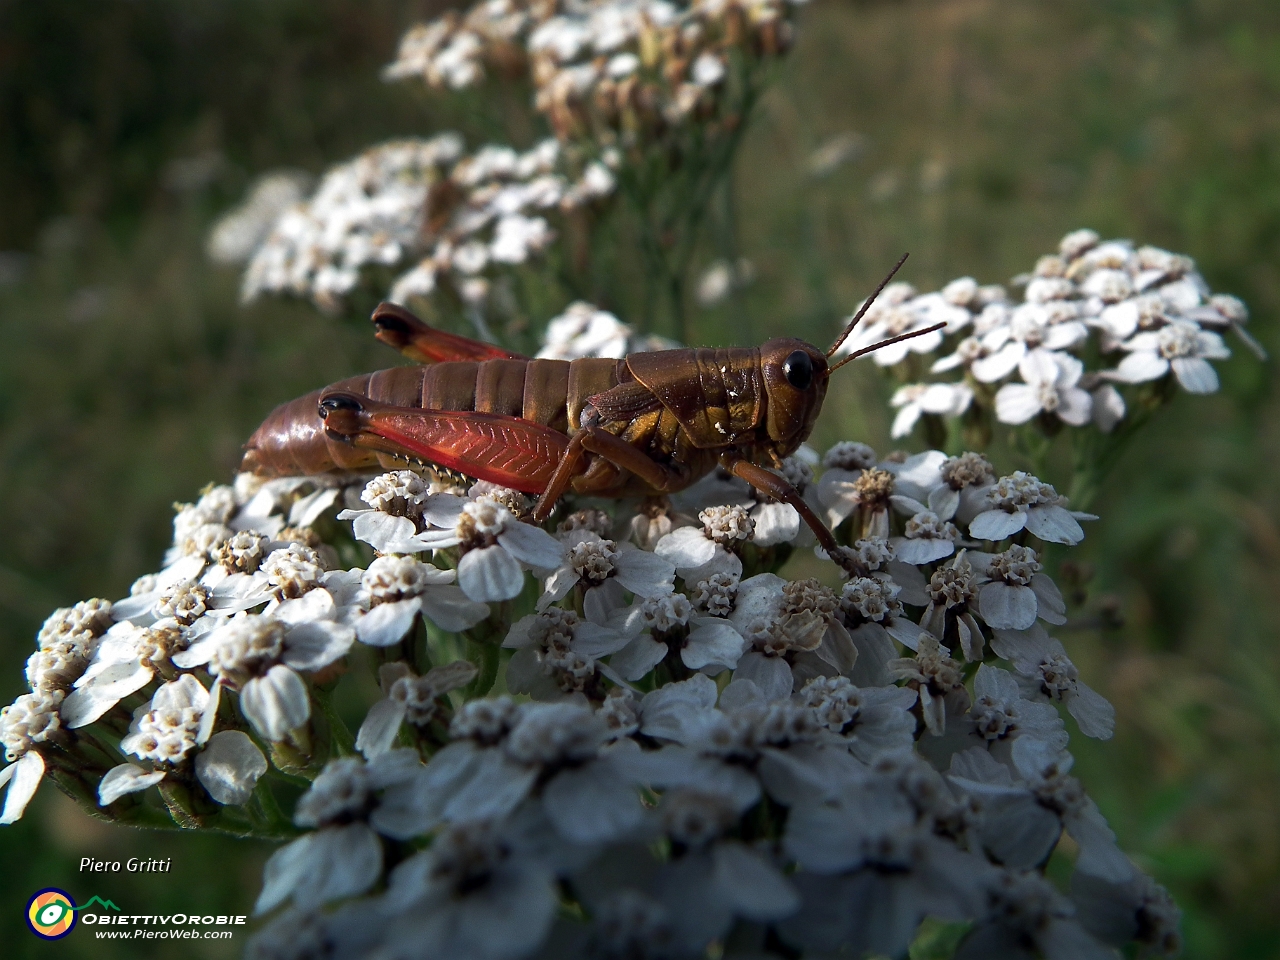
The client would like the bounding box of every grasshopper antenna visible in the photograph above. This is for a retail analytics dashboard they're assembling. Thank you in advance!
[826,320,947,376]
[825,252,910,360]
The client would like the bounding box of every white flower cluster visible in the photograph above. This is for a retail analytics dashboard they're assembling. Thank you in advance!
[847,229,1261,438]
[383,0,806,141]
[233,134,616,314]
[1,440,1178,957]
[535,300,679,359]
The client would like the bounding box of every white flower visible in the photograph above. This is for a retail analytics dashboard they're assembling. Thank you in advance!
[256,823,383,914]
[991,623,1115,739]
[61,621,182,728]
[337,472,466,554]
[1112,319,1230,393]
[890,510,960,564]
[970,303,1089,383]
[798,676,917,762]
[119,674,216,765]
[838,574,926,650]
[888,635,966,735]
[967,472,1089,545]
[780,756,989,957]
[261,543,327,600]
[970,545,1066,631]
[955,866,1115,960]
[208,172,312,265]
[503,608,630,697]
[418,498,564,603]
[536,302,633,359]
[174,600,353,741]
[356,661,479,757]
[654,504,754,572]
[378,817,561,960]
[355,556,489,646]
[816,460,895,535]
[890,382,974,438]
[0,745,49,824]
[490,214,553,264]
[995,350,1093,426]
[691,51,726,86]
[967,664,1068,759]
[100,728,267,808]
[539,530,675,612]
[727,575,851,700]
[1072,869,1182,956]
[257,752,426,913]
[919,555,987,661]
[612,588,747,680]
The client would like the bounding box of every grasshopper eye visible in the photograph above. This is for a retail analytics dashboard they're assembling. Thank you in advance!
[783,350,813,390]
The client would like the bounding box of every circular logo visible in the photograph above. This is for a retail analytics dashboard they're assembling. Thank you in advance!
[27,889,77,940]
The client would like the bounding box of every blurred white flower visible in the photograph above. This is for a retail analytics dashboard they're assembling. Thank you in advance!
[1112,319,1231,393]
[995,350,1093,426]
[208,172,312,264]
[890,382,974,438]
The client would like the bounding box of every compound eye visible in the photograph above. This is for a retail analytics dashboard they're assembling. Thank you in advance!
[783,350,813,390]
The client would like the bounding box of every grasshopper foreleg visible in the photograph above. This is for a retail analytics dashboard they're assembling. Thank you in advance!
[724,457,858,576]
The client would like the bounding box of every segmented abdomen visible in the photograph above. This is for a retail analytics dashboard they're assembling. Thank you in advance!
[241,358,620,478]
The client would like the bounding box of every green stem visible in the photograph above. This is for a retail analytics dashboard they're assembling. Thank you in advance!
[463,640,500,699]
[314,687,355,757]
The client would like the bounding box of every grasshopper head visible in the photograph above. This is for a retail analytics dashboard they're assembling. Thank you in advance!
[759,338,830,453]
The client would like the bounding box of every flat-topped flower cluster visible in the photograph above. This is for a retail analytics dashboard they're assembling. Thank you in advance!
[384,0,806,142]
[221,0,813,345]
[1,436,1179,958]
[855,229,1262,440]
[235,134,617,317]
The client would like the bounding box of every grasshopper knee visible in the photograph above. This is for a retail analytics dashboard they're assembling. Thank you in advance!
[318,392,368,439]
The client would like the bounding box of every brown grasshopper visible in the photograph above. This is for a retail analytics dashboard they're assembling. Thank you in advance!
[242,256,939,567]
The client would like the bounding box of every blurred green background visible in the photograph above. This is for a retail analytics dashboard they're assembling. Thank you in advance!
[0,0,1277,957]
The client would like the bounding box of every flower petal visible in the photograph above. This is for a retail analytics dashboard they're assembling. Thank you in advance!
[542,762,643,844]
[995,383,1042,425]
[1030,573,1067,624]
[654,527,717,570]
[1068,682,1116,740]
[355,698,408,759]
[0,752,44,823]
[98,762,166,806]
[195,731,267,805]
[1113,350,1168,384]
[712,840,800,921]
[683,619,747,670]
[609,634,668,682]
[351,512,424,554]
[241,666,311,741]
[978,582,1039,630]
[418,586,490,632]
[497,522,565,570]
[732,652,793,701]
[612,548,676,597]
[1025,505,1085,545]
[1171,356,1219,393]
[457,545,525,602]
[356,599,422,647]
[968,509,1028,542]
[751,503,800,547]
